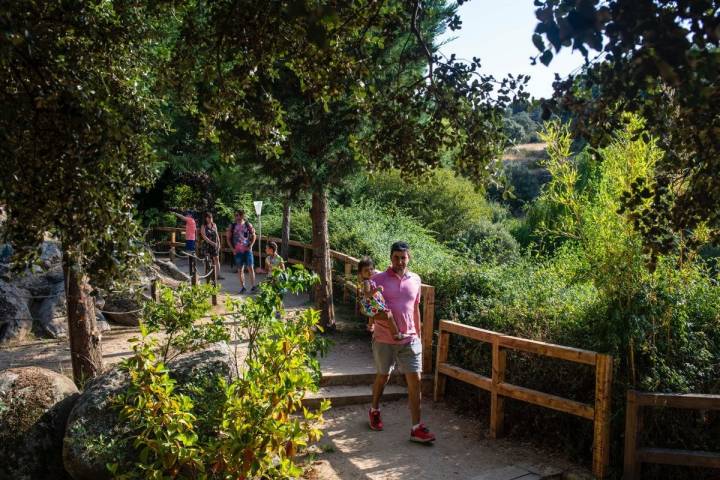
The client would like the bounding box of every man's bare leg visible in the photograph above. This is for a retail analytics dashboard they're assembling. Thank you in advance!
[372,374,390,410]
[405,372,422,425]
[237,264,245,289]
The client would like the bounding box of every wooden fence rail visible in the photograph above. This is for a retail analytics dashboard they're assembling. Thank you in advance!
[151,227,437,372]
[434,320,613,479]
[624,390,720,479]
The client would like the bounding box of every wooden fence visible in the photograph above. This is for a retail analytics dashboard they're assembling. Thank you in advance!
[151,227,437,372]
[434,320,613,479]
[624,390,720,479]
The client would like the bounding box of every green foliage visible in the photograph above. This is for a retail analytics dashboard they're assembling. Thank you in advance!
[347,169,493,240]
[0,0,170,284]
[144,284,228,363]
[111,267,328,479]
[447,220,520,266]
[444,119,720,475]
[535,0,720,254]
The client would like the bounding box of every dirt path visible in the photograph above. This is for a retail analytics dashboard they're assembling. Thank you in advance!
[307,400,585,480]
[0,261,310,372]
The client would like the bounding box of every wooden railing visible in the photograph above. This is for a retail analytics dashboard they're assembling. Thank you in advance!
[151,227,437,372]
[434,320,613,479]
[624,390,720,479]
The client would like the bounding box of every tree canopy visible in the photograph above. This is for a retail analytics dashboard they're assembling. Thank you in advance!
[533,0,720,256]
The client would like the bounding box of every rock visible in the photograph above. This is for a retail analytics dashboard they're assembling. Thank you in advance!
[0,242,13,264]
[0,281,33,343]
[34,280,68,338]
[62,368,129,480]
[63,342,237,480]
[95,311,111,333]
[153,258,190,282]
[0,367,79,480]
[39,240,63,269]
[101,292,143,326]
[168,341,239,387]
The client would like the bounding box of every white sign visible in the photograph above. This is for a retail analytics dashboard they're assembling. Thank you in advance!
[253,201,263,216]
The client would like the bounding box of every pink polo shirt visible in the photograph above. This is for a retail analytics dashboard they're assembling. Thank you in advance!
[184,216,196,241]
[371,267,421,345]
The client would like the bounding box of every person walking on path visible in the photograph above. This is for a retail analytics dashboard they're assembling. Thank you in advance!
[368,241,436,443]
[172,210,197,253]
[226,209,257,293]
[200,212,224,280]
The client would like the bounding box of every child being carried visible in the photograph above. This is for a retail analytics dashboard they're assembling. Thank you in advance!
[357,256,410,340]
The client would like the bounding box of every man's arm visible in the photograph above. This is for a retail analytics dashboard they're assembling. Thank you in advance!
[414,302,421,338]
[171,212,186,222]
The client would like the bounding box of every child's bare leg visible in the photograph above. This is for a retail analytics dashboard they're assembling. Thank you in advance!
[366,317,375,332]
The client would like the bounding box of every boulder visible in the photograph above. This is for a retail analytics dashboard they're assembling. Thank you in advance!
[95,311,111,333]
[101,292,143,326]
[63,342,237,480]
[34,280,68,338]
[152,258,190,283]
[39,240,63,269]
[0,367,79,480]
[0,281,33,343]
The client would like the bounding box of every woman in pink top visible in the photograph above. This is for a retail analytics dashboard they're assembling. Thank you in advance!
[171,211,197,252]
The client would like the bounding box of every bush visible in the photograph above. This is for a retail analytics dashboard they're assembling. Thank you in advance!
[447,220,520,265]
[110,268,329,479]
[347,169,494,240]
[445,119,720,477]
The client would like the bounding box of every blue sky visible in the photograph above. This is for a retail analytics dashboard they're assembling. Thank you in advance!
[438,0,587,99]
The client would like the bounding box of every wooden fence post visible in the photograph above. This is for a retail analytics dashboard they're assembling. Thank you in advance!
[434,329,450,401]
[169,231,176,262]
[343,262,352,303]
[490,336,506,438]
[189,255,196,285]
[623,390,640,480]
[205,257,218,306]
[150,279,160,302]
[303,247,311,267]
[421,286,435,373]
[593,354,613,478]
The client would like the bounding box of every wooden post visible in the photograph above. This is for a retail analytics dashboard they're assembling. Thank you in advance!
[150,279,160,302]
[421,286,435,373]
[343,262,351,303]
[169,230,176,262]
[189,256,198,287]
[624,390,640,480]
[434,330,450,401]
[205,257,217,305]
[593,354,613,478]
[303,246,311,268]
[490,337,506,438]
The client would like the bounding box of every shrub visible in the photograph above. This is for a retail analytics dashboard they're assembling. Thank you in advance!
[347,169,494,240]
[110,268,329,479]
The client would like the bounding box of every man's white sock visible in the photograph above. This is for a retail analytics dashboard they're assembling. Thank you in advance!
[412,423,421,430]
[370,407,379,413]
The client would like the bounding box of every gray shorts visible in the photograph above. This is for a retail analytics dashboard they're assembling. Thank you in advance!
[372,337,422,375]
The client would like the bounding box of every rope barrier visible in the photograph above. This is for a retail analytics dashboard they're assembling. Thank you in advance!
[99,307,144,315]
[196,268,216,280]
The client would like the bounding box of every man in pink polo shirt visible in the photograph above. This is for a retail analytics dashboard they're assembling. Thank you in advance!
[368,241,436,443]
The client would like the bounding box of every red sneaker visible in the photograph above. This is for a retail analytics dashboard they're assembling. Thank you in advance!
[369,409,383,431]
[410,423,436,443]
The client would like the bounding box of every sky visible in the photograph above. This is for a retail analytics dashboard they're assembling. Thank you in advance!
[438,0,587,99]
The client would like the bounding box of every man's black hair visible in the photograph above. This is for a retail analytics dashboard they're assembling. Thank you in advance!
[390,241,410,255]
[358,256,375,272]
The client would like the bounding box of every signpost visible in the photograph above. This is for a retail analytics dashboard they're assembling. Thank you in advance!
[253,201,264,273]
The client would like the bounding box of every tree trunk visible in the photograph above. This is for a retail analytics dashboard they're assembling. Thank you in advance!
[281,198,291,260]
[310,189,335,329]
[62,252,103,384]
